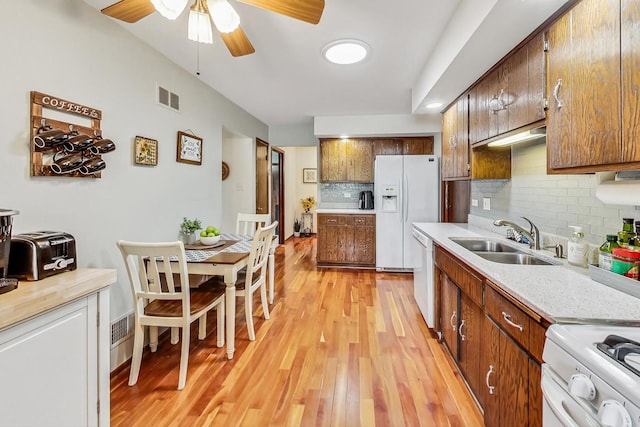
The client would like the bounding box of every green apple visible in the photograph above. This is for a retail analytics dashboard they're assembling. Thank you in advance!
[207,232,215,237]
[212,227,220,236]
[206,226,215,233]
[200,230,208,237]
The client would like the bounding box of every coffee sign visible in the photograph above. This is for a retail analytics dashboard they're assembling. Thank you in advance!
[32,91,102,120]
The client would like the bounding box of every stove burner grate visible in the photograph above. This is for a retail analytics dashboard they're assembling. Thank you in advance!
[597,334,640,377]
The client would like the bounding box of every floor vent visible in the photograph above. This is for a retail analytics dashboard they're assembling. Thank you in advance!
[157,84,180,112]
[111,313,134,348]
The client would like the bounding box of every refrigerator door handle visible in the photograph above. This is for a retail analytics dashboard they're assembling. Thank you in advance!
[404,173,409,223]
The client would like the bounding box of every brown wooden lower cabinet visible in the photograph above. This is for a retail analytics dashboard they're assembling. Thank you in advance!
[434,245,545,427]
[316,214,375,266]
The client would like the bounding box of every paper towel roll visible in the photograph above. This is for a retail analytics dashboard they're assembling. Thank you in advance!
[595,180,640,205]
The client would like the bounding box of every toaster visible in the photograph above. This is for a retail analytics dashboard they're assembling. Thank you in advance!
[8,231,77,280]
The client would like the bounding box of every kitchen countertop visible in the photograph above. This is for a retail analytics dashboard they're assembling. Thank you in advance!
[316,208,376,214]
[413,222,640,324]
[0,268,116,330]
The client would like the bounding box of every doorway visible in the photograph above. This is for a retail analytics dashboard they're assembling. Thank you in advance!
[271,148,285,243]
[255,139,269,217]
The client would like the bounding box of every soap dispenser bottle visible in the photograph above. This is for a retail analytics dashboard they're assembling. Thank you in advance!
[568,226,589,267]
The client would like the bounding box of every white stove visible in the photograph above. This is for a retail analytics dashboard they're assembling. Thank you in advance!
[542,323,640,426]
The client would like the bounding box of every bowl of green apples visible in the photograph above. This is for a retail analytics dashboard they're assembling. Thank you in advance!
[200,225,221,245]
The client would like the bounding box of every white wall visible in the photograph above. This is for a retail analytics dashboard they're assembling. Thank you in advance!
[222,132,255,232]
[1,0,268,361]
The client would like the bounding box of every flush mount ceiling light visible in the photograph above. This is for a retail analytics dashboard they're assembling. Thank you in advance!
[322,39,370,65]
[425,102,443,109]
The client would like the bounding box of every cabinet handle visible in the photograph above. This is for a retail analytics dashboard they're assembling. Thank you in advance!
[450,311,457,331]
[553,78,563,108]
[501,311,524,332]
[327,219,337,224]
[486,365,495,395]
[452,135,457,148]
[458,319,466,341]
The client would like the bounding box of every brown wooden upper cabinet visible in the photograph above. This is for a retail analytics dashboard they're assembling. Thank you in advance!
[319,138,374,183]
[319,137,434,183]
[546,0,640,173]
[469,32,546,146]
[442,95,470,180]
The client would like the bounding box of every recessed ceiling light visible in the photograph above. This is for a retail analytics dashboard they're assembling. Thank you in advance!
[322,39,370,65]
[425,102,443,109]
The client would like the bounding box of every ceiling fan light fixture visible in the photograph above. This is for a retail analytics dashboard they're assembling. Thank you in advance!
[188,0,213,44]
[209,0,240,34]
[322,39,370,65]
[151,0,189,20]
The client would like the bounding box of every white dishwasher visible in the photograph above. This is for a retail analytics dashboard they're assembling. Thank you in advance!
[411,226,434,328]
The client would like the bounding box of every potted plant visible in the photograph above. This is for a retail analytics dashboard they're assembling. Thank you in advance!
[180,217,202,244]
[293,218,301,237]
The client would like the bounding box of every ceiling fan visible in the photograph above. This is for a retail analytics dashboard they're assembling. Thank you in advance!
[100,0,325,57]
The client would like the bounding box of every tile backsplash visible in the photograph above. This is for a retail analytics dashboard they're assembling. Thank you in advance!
[319,182,374,208]
[470,141,639,248]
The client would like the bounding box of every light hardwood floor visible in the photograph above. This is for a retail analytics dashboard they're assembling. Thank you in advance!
[111,236,484,426]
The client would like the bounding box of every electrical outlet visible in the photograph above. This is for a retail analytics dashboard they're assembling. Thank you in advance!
[471,199,479,207]
[483,197,491,211]
[344,192,351,198]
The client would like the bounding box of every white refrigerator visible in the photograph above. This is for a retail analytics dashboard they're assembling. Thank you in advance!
[375,155,439,271]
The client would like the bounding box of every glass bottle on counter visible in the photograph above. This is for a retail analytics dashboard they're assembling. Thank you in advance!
[618,218,636,248]
[599,235,620,271]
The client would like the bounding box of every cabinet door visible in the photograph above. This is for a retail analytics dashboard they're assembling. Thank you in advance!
[527,33,546,123]
[507,44,529,130]
[622,0,640,162]
[319,140,347,182]
[347,140,374,182]
[441,105,456,179]
[403,137,434,155]
[440,273,459,358]
[547,0,621,169]
[458,294,482,402]
[455,95,470,178]
[317,215,342,262]
[373,139,403,156]
[482,316,530,427]
[0,298,96,427]
[475,78,490,143]
[351,216,375,265]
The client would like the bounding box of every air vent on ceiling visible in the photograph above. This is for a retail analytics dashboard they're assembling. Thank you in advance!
[157,84,180,112]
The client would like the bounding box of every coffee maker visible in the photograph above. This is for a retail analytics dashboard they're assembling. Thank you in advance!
[358,191,374,210]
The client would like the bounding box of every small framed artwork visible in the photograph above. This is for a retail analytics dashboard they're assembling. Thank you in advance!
[303,168,317,183]
[176,131,202,165]
[134,136,158,166]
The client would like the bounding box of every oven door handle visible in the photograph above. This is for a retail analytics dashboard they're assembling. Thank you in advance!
[541,370,600,427]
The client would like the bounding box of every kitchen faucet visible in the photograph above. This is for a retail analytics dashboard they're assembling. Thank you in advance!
[493,217,541,250]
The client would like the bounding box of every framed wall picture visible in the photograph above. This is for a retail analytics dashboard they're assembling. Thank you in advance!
[303,168,317,183]
[134,136,158,166]
[176,131,202,165]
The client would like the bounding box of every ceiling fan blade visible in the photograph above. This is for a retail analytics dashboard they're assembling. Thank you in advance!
[219,26,255,57]
[235,0,324,24]
[101,0,155,23]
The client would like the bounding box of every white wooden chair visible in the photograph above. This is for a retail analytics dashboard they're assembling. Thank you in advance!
[117,240,225,390]
[236,212,270,236]
[208,221,277,341]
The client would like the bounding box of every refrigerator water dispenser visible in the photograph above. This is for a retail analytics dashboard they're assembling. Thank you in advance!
[380,185,399,212]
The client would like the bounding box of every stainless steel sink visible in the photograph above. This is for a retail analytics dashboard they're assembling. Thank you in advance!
[475,252,555,266]
[449,237,556,265]
[449,237,524,253]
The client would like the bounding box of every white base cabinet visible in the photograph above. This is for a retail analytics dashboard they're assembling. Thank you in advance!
[0,271,111,427]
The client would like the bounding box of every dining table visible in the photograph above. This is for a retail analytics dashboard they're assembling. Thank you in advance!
[179,233,277,359]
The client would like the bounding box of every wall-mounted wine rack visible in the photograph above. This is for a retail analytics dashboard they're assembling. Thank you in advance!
[29,91,116,178]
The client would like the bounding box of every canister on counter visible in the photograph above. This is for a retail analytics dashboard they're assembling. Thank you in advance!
[611,247,640,279]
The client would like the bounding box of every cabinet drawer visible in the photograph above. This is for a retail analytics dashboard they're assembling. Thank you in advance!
[484,284,530,350]
[434,246,483,305]
[353,215,374,227]
[318,214,349,226]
